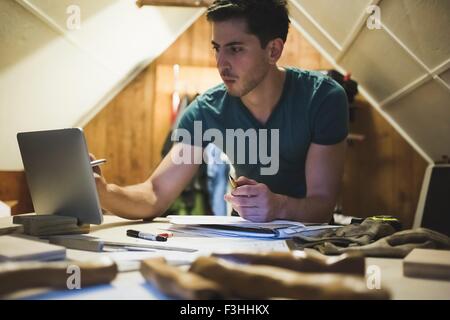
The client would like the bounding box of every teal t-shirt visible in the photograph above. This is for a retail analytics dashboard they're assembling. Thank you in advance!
[174,67,348,198]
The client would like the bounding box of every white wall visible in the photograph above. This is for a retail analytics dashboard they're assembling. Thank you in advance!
[289,0,450,164]
[0,0,203,170]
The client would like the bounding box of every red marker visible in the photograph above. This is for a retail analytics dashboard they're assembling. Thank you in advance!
[157,232,173,238]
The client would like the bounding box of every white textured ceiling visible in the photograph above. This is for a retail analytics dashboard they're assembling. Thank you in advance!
[0,0,203,170]
[289,0,450,163]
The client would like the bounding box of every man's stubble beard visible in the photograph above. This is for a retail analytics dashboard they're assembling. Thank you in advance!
[227,66,270,98]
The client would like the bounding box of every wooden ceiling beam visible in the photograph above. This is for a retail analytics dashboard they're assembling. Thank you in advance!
[136,0,213,8]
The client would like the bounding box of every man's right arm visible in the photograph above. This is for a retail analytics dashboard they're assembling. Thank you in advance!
[94,143,202,220]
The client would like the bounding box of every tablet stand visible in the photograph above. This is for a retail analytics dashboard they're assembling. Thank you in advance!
[12,214,90,236]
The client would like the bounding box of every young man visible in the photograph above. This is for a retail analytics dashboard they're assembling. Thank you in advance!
[92,0,348,223]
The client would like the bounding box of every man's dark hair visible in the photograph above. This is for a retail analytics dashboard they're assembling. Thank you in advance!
[206,0,290,48]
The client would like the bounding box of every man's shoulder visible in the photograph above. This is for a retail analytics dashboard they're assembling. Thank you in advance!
[287,67,343,93]
[287,67,347,113]
[188,83,230,116]
[197,83,228,105]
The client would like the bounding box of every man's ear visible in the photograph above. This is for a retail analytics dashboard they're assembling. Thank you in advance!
[267,38,284,64]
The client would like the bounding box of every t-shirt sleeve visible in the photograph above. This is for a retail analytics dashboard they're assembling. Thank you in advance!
[173,99,206,147]
[311,83,349,145]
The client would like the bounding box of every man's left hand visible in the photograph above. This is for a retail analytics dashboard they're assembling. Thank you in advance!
[224,176,285,222]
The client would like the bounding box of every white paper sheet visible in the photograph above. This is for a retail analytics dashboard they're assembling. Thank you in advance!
[166,215,341,239]
[167,215,305,227]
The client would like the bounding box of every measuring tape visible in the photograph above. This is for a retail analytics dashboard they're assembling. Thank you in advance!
[366,215,402,231]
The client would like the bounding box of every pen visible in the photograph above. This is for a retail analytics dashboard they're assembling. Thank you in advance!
[90,159,107,167]
[127,229,167,242]
[229,175,251,198]
[229,175,237,189]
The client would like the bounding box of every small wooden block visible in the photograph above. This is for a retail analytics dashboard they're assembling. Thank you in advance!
[0,257,118,297]
[404,248,450,281]
[0,235,66,262]
[13,214,90,236]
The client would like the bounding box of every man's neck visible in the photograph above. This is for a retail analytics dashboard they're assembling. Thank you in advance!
[241,66,286,125]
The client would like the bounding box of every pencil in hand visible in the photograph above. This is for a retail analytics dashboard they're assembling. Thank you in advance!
[229,175,237,189]
[90,159,107,167]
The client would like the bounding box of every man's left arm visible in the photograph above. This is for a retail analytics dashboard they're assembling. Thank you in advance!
[225,140,346,223]
[276,140,346,223]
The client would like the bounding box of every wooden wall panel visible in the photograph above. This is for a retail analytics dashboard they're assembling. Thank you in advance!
[84,64,157,185]
[152,65,221,170]
[157,15,216,68]
[279,26,332,70]
[340,97,428,228]
[0,171,33,214]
